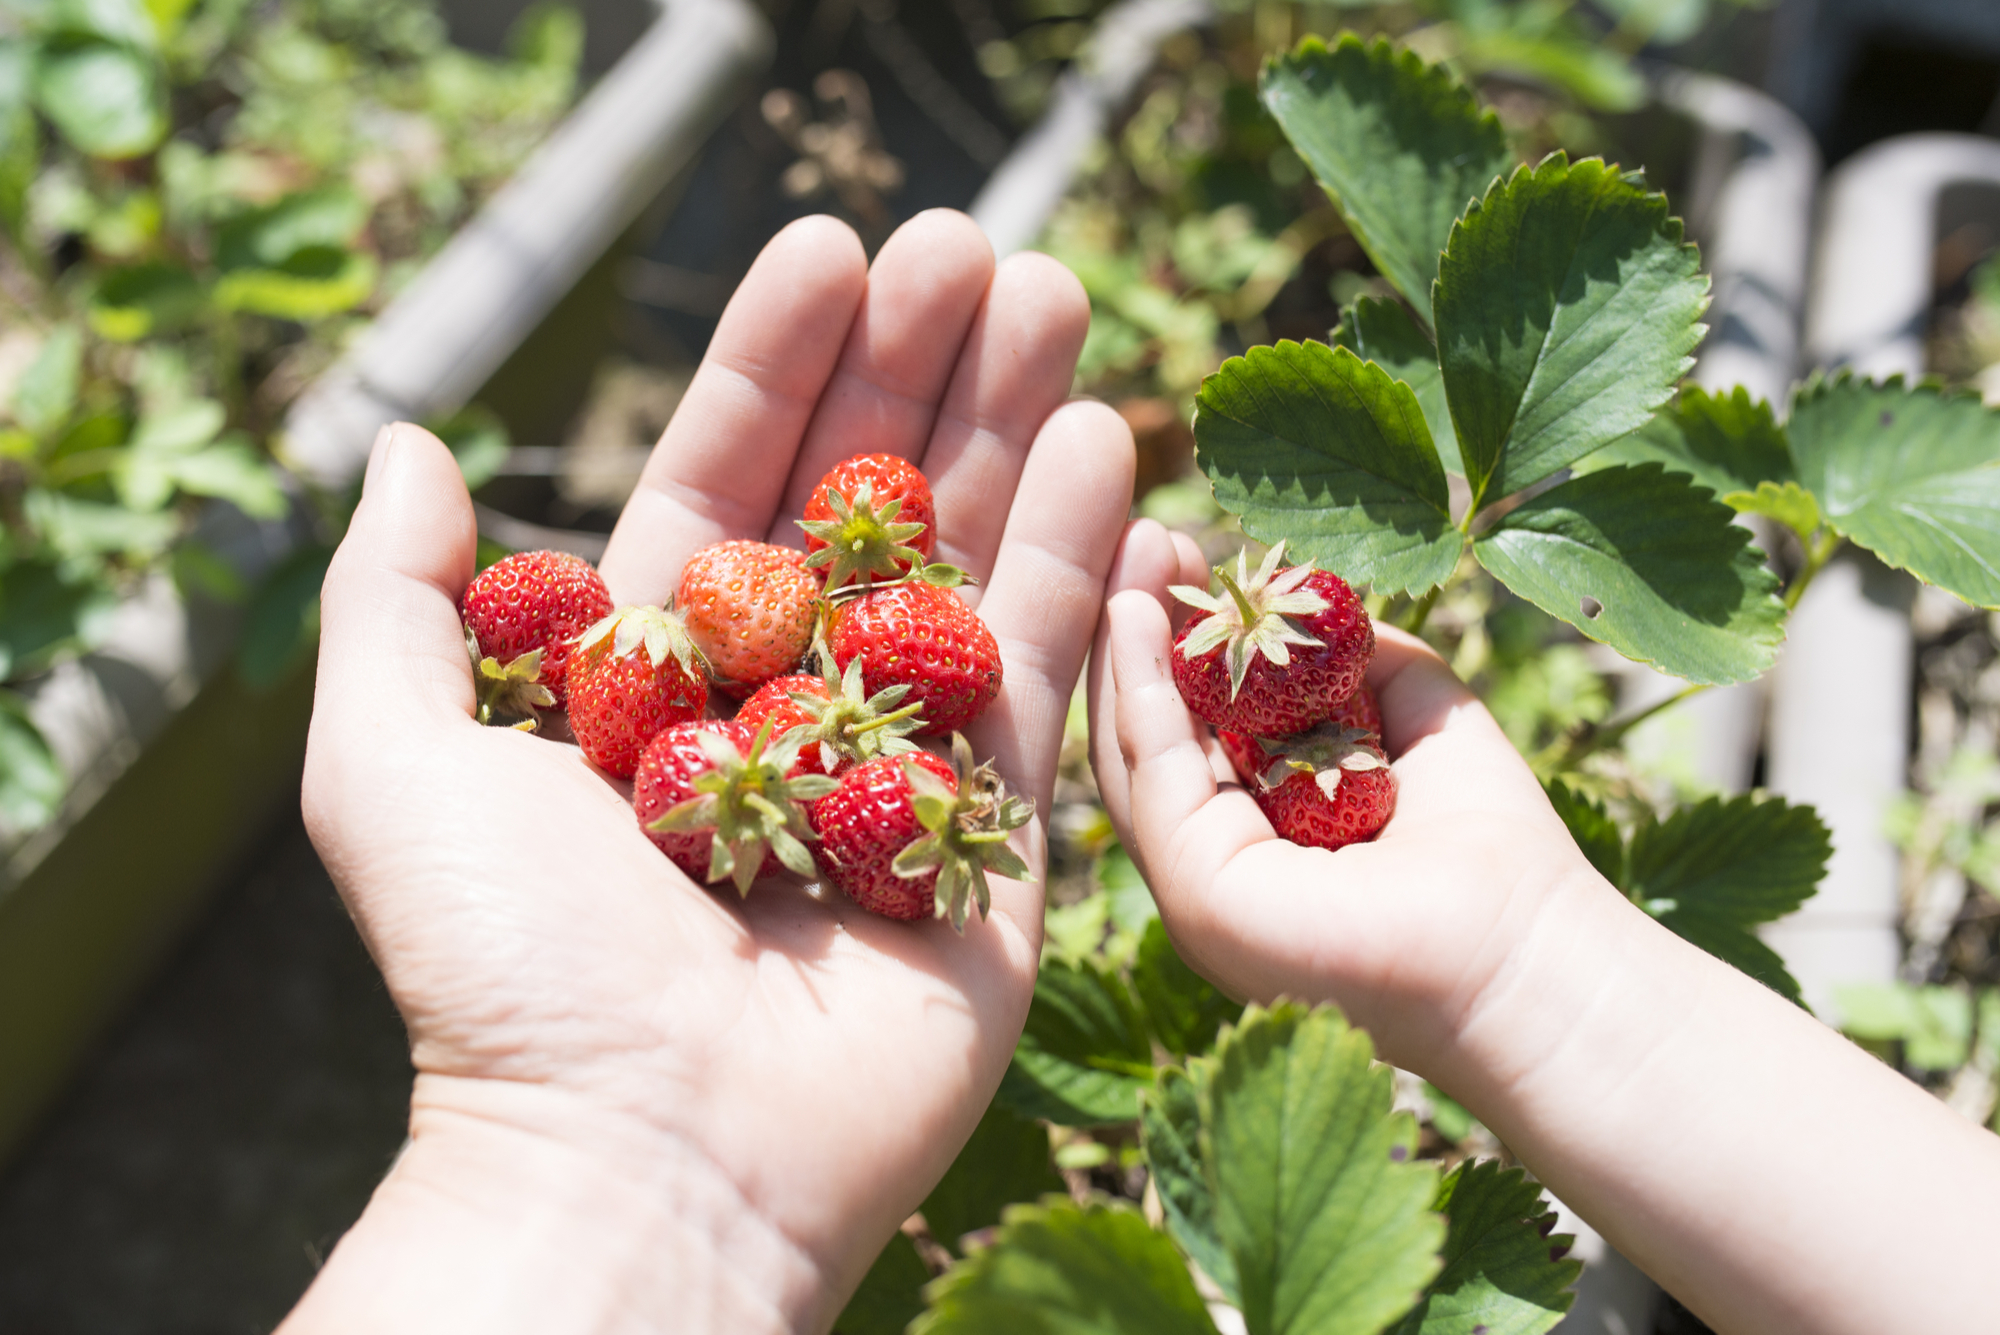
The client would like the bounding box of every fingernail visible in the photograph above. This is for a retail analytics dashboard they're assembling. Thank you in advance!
[363,423,400,493]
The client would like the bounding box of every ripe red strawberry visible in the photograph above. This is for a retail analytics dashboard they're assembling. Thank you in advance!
[676,540,820,698]
[737,655,924,777]
[633,718,836,893]
[798,453,937,590]
[1171,542,1373,737]
[828,581,1000,735]
[567,603,709,778]
[811,734,1033,929]
[459,549,612,711]
[1219,719,1395,851]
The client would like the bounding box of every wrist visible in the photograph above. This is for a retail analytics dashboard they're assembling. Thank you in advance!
[281,1076,825,1335]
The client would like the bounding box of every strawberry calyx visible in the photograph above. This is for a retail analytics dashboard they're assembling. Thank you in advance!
[465,624,556,731]
[781,650,926,772]
[798,480,930,591]
[1169,541,1331,702]
[890,733,1035,933]
[576,600,707,680]
[648,720,840,896]
[819,558,975,606]
[1243,721,1388,798]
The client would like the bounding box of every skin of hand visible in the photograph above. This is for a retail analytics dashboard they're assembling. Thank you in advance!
[287,209,1134,1335]
[1090,517,2000,1335]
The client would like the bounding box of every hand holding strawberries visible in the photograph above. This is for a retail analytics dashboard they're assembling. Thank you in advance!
[291,210,1133,1335]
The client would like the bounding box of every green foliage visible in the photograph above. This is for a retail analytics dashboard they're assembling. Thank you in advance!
[838,1232,932,1335]
[1196,340,1459,596]
[1383,1161,1579,1335]
[1132,918,1242,1058]
[1139,1062,1237,1300]
[0,688,64,830]
[1786,375,2000,609]
[1206,1002,1443,1335]
[1834,983,1995,1072]
[923,1102,1065,1253]
[999,955,1156,1126]
[1260,36,1510,328]
[915,1199,1221,1335]
[1546,786,1830,1004]
[1331,296,1460,475]
[1473,464,1786,685]
[1582,385,1791,501]
[1434,154,1707,507]
[0,0,576,833]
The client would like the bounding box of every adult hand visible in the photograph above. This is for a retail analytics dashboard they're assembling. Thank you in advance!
[292,210,1133,1335]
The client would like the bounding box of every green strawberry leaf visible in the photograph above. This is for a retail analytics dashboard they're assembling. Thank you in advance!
[837,1231,931,1335]
[1139,1061,1237,1304]
[1627,793,1829,927]
[914,1199,1221,1335]
[1580,385,1794,501]
[0,688,63,831]
[237,543,333,690]
[1194,340,1462,597]
[12,324,83,440]
[1724,480,1822,544]
[1331,296,1461,475]
[1260,35,1511,327]
[1097,843,1160,937]
[1384,1160,1581,1335]
[1434,154,1708,508]
[923,1100,1064,1254]
[88,262,206,341]
[1473,464,1786,686]
[1543,779,1624,889]
[999,956,1155,1127]
[31,37,165,159]
[1132,918,1242,1058]
[1205,1002,1443,1335]
[0,45,37,245]
[1787,374,2000,609]
[0,559,116,679]
[214,187,370,270]
[213,248,377,320]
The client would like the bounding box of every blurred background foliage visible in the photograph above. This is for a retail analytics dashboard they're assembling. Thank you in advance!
[0,0,581,827]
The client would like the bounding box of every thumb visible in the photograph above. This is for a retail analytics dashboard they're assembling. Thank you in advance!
[312,422,478,737]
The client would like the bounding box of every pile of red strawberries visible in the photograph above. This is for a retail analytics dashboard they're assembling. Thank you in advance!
[457,454,1030,931]
[1170,542,1395,850]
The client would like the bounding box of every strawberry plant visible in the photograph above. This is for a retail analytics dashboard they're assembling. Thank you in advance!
[0,0,582,834]
[840,29,2000,1333]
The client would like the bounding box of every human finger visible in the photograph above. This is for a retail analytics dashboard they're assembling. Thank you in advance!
[768,210,996,535]
[1106,588,1273,920]
[1087,519,1184,836]
[600,216,867,604]
[920,252,1091,594]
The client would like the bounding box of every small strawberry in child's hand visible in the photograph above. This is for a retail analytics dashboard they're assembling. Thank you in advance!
[567,603,709,779]
[798,453,936,590]
[676,540,819,697]
[737,653,925,777]
[634,718,837,894]
[1219,717,1395,851]
[812,733,1034,929]
[1170,542,1373,737]
[828,579,1001,736]
[459,549,613,713]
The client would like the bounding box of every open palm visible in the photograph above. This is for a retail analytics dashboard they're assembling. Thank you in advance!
[299,210,1133,1327]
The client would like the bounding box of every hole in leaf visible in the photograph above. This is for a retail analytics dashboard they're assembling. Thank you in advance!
[1580,595,1603,619]
[1879,411,1894,428]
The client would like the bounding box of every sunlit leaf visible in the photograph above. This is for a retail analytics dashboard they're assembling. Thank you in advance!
[1435,155,1708,507]
[1132,918,1241,1058]
[89,262,206,341]
[213,247,377,320]
[1206,1002,1443,1335]
[1384,1160,1580,1335]
[1261,35,1511,326]
[12,324,82,439]
[1787,374,2000,609]
[1543,779,1623,888]
[32,37,166,159]
[1332,296,1460,475]
[1138,1062,1236,1303]
[1581,385,1793,502]
[1195,340,1461,596]
[1474,464,1785,685]
[914,1199,1220,1335]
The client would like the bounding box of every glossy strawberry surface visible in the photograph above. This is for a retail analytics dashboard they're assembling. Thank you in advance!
[632,720,779,882]
[1173,566,1372,736]
[1220,728,1395,851]
[801,453,937,580]
[812,751,959,920]
[829,583,1000,736]
[737,674,835,775]
[567,621,708,779]
[458,550,612,704]
[676,541,818,697]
